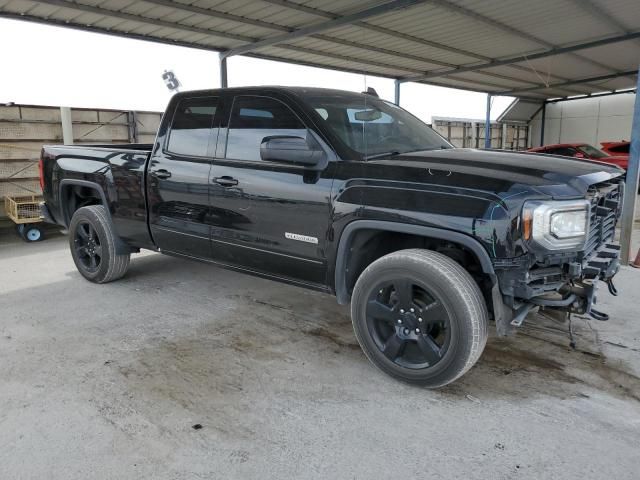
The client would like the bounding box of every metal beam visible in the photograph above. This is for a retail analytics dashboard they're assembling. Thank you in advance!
[220,0,425,59]
[546,88,637,103]
[494,70,638,96]
[219,54,228,89]
[484,94,492,149]
[401,32,640,83]
[275,44,424,75]
[273,44,573,96]
[394,80,401,105]
[539,102,546,146]
[620,67,640,265]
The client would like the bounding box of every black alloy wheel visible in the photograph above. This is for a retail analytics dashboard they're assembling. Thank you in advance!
[68,205,130,283]
[350,249,488,387]
[73,220,103,273]
[366,279,451,370]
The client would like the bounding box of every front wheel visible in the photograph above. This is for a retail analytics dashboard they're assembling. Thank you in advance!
[351,249,488,388]
[69,205,130,283]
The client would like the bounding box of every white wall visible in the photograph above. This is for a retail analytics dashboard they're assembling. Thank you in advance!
[529,93,635,148]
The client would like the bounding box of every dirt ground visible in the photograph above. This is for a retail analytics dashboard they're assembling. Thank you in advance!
[1,229,639,479]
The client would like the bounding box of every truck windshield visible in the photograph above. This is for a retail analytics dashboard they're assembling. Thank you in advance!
[302,92,452,158]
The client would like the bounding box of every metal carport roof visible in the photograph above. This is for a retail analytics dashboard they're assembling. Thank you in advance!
[1,0,639,261]
[1,0,639,100]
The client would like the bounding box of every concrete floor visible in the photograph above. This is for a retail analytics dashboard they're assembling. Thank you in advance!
[1,229,639,480]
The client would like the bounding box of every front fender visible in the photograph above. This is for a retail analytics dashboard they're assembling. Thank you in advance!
[333,220,496,304]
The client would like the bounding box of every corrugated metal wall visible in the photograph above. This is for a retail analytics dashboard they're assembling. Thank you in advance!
[529,94,635,147]
[0,104,161,217]
[432,118,529,150]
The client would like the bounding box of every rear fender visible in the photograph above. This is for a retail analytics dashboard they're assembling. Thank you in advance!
[58,179,130,255]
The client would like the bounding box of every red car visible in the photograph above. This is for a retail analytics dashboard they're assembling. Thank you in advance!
[600,141,630,159]
[528,143,628,170]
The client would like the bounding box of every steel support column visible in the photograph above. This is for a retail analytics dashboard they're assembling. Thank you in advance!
[540,102,546,146]
[484,94,491,149]
[127,111,138,143]
[394,79,401,105]
[60,107,73,145]
[620,67,640,264]
[219,54,228,88]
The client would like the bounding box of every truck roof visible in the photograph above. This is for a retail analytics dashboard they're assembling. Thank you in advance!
[173,86,378,99]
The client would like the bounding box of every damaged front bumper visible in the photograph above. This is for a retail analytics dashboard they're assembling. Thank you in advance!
[492,177,623,335]
[492,241,621,335]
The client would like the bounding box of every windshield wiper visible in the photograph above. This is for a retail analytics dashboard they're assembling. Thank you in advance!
[363,146,450,161]
[363,151,401,161]
[404,146,450,154]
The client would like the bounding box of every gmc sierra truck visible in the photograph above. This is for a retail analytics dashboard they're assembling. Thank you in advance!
[40,87,624,387]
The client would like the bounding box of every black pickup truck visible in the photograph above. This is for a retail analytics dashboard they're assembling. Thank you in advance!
[40,87,624,387]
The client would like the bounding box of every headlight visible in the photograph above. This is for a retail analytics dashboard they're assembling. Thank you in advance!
[523,200,590,250]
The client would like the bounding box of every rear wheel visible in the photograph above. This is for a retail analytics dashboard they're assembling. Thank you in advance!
[351,249,488,388]
[69,205,130,283]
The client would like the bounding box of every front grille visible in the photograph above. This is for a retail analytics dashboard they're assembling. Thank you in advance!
[580,179,622,261]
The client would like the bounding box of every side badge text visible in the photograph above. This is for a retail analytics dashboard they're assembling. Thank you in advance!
[285,232,319,244]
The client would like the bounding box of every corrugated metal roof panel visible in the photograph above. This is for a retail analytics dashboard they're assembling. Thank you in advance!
[497,98,544,123]
[0,0,637,99]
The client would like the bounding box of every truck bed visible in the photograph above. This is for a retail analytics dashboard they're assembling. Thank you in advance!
[40,143,154,249]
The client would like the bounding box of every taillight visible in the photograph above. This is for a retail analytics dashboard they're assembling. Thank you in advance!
[38,155,45,192]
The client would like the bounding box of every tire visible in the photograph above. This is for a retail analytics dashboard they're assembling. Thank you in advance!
[351,248,488,388]
[68,205,130,283]
[19,224,44,242]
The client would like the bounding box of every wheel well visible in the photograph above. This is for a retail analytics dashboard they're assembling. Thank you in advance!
[342,229,494,310]
[61,184,104,225]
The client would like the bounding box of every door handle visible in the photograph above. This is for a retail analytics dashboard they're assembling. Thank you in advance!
[152,169,172,180]
[213,176,239,187]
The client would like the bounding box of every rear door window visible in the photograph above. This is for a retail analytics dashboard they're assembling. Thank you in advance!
[167,97,218,157]
[225,96,306,161]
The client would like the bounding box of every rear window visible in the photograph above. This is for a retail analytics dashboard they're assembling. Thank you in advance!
[167,97,218,157]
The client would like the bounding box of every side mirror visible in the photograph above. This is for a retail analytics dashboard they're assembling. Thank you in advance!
[260,131,326,167]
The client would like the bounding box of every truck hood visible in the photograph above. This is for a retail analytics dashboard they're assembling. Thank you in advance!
[369,148,624,197]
